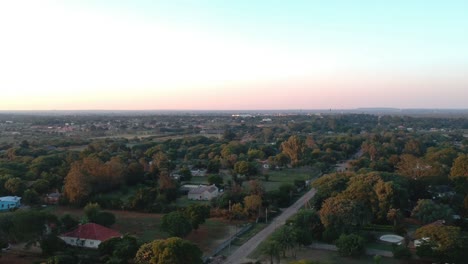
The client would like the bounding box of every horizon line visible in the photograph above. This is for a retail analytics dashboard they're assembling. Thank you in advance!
[1,108,468,112]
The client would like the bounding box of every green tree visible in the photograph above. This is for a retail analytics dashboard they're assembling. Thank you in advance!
[207,175,223,187]
[260,239,281,264]
[84,202,101,220]
[92,211,116,227]
[99,235,139,262]
[179,166,192,181]
[60,214,78,231]
[7,211,57,242]
[4,177,25,195]
[40,234,67,256]
[271,225,297,258]
[160,211,192,237]
[311,172,350,209]
[22,189,40,205]
[134,237,202,264]
[335,234,365,258]
[206,160,220,173]
[386,208,403,229]
[223,129,236,141]
[31,179,50,194]
[184,204,210,230]
[290,209,323,245]
[272,225,297,257]
[392,245,412,259]
[411,199,454,224]
[274,153,290,167]
[127,161,145,185]
[234,161,250,176]
[247,149,265,161]
[151,152,172,173]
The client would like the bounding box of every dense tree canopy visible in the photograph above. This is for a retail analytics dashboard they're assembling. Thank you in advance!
[134,237,202,264]
[160,211,192,237]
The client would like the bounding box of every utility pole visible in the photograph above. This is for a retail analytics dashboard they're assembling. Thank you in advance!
[228,225,231,254]
[265,208,268,223]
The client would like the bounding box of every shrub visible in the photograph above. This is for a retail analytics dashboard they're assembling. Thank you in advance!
[84,202,101,220]
[46,254,77,264]
[335,234,365,258]
[40,234,68,256]
[392,244,412,259]
[91,212,116,227]
[60,214,78,231]
[321,228,339,243]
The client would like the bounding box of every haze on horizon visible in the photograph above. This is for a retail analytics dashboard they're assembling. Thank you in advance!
[1,0,467,111]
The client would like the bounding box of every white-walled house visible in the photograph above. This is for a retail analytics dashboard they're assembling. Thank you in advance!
[59,223,121,249]
[188,184,219,200]
[0,196,21,212]
[190,169,207,177]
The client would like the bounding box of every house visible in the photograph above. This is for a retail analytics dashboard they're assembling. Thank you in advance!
[190,169,207,177]
[0,196,21,212]
[188,184,219,201]
[59,223,121,249]
[44,192,61,205]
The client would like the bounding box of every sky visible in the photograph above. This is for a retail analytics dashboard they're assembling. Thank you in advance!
[0,0,467,110]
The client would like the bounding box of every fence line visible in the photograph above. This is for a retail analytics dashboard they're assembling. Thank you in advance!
[203,223,252,262]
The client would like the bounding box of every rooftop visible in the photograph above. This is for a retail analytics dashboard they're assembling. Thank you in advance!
[189,184,218,194]
[0,196,21,202]
[61,223,121,241]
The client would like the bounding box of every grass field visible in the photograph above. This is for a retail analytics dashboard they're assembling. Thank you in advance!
[366,241,394,251]
[268,247,400,264]
[261,167,320,191]
[47,206,235,254]
[176,196,210,207]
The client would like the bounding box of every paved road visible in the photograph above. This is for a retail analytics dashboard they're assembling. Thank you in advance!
[224,188,317,264]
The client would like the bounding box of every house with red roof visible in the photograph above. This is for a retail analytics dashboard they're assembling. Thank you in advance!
[59,223,121,248]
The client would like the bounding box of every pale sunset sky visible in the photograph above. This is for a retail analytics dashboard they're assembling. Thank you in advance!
[1,0,467,110]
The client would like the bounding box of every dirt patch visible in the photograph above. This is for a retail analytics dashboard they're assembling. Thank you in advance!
[0,252,45,264]
[186,218,236,254]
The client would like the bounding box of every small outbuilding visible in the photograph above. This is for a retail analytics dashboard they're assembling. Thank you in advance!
[44,192,61,205]
[0,196,21,211]
[59,223,121,249]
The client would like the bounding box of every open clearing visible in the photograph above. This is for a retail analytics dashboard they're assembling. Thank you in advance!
[48,206,235,254]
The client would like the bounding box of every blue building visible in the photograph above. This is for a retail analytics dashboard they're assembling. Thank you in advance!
[0,196,21,211]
